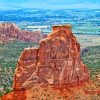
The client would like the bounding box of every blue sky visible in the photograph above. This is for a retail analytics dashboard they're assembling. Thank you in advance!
[0,0,100,9]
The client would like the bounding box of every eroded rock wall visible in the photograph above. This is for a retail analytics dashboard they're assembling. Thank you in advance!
[0,23,46,43]
[13,25,89,90]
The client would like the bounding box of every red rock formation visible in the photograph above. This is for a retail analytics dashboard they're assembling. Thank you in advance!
[1,24,90,100]
[0,23,46,43]
[13,24,89,90]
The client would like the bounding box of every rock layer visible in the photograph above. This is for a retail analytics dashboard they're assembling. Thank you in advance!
[13,24,89,90]
[0,23,46,43]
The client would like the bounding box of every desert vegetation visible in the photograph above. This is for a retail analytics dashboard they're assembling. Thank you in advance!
[82,46,100,79]
[0,41,39,96]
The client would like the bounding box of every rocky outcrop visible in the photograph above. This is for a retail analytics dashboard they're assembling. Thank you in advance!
[13,24,89,90]
[1,24,90,100]
[0,23,46,43]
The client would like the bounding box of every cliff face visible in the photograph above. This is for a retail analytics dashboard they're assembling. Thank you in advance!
[13,25,89,89]
[1,25,89,100]
[0,23,46,43]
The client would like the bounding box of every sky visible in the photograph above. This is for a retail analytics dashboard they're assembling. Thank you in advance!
[0,0,100,10]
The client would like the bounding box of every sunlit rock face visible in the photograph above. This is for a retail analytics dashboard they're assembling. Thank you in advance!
[0,23,46,43]
[13,24,89,90]
[1,24,90,100]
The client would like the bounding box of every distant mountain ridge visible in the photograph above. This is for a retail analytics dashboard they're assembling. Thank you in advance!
[0,23,46,43]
